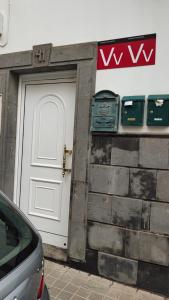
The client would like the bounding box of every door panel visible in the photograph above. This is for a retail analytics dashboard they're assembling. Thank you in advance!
[19,81,76,248]
[29,178,62,220]
[32,94,65,167]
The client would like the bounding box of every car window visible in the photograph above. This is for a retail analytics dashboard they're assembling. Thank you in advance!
[0,193,39,280]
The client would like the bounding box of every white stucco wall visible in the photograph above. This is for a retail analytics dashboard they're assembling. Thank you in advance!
[0,0,169,133]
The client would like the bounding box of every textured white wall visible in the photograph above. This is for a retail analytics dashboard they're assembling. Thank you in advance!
[0,0,164,54]
[0,0,168,133]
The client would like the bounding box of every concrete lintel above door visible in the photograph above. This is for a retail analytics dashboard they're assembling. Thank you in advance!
[0,42,97,69]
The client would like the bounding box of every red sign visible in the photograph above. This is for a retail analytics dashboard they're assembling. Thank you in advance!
[97,34,156,70]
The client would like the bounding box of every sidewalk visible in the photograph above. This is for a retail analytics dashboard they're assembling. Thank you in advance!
[45,260,168,300]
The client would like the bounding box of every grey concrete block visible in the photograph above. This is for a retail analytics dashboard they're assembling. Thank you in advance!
[88,222,125,256]
[98,252,138,285]
[150,202,169,235]
[157,171,169,202]
[111,137,139,167]
[0,71,8,191]
[0,51,32,69]
[0,70,7,92]
[89,165,129,196]
[73,96,90,182]
[139,138,169,169]
[73,62,96,183]
[6,103,17,138]
[125,230,139,260]
[51,42,96,63]
[43,244,67,262]
[125,230,169,266]
[69,220,86,262]
[130,168,156,200]
[69,58,96,262]
[4,138,16,199]
[77,60,96,98]
[7,72,18,105]
[88,193,112,223]
[69,181,88,261]
[111,195,142,230]
[138,260,169,296]
[71,181,87,222]
[141,201,151,230]
[32,43,52,67]
[91,136,112,165]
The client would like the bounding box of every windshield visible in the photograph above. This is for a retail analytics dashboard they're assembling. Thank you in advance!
[0,193,38,280]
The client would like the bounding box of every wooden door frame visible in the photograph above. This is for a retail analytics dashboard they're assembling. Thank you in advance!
[0,42,97,262]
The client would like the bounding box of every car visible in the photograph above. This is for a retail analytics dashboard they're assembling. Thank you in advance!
[0,191,50,300]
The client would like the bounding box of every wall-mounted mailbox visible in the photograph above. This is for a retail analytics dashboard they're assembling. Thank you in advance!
[91,90,119,132]
[147,94,169,126]
[121,96,145,126]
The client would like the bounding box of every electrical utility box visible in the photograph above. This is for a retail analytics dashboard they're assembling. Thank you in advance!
[91,90,119,132]
[121,96,145,126]
[147,95,169,126]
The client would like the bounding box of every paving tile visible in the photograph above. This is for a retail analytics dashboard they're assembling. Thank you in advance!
[45,259,166,300]
[49,270,64,278]
[88,292,104,300]
[45,275,57,288]
[103,297,117,300]
[66,268,80,276]
[119,293,135,300]
[76,287,90,298]
[84,278,109,294]
[106,285,122,298]
[60,273,74,282]
[71,276,88,286]
[54,279,68,289]
[77,270,90,279]
[45,266,53,274]
[64,283,79,293]
[49,286,61,297]
[71,295,86,300]
[135,290,164,300]
[57,290,74,300]
[116,284,136,296]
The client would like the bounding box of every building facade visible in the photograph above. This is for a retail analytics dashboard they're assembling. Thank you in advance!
[0,0,169,296]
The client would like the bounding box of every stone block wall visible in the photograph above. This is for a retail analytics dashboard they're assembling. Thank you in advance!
[87,136,169,296]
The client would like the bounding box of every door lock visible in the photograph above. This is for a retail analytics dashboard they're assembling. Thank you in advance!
[62,145,72,177]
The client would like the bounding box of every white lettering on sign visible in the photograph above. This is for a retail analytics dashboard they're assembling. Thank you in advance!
[97,35,156,69]
[100,44,154,67]
[128,43,144,63]
[99,47,115,66]
[128,44,154,63]
[143,49,154,62]
[100,48,124,66]
[113,52,123,65]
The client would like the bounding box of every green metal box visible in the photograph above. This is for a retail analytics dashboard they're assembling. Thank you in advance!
[147,94,169,126]
[121,96,145,126]
[91,90,119,132]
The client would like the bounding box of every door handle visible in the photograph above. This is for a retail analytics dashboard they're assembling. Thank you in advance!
[62,145,72,177]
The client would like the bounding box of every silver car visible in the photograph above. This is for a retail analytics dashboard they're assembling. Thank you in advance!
[0,191,49,300]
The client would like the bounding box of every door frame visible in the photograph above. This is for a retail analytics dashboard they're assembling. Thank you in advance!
[14,71,77,208]
[0,42,97,261]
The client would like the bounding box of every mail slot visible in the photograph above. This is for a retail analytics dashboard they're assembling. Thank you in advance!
[147,94,169,126]
[121,96,145,126]
[91,90,119,132]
